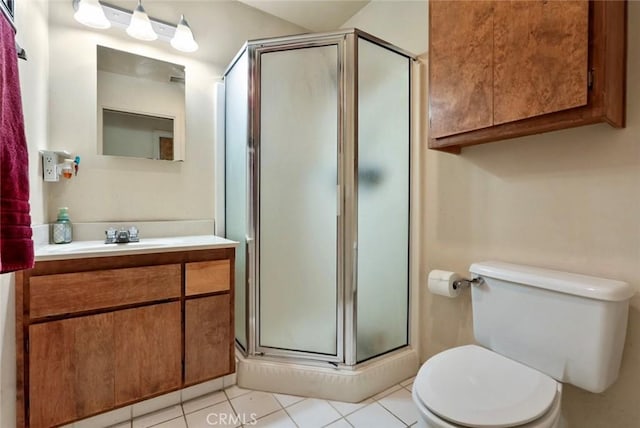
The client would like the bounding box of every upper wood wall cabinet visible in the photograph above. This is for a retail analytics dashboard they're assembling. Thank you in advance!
[428,0,627,152]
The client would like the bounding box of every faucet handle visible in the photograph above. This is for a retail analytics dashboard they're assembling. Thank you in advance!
[105,227,117,244]
[128,226,139,242]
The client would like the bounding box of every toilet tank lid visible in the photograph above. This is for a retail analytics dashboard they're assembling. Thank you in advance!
[470,261,634,302]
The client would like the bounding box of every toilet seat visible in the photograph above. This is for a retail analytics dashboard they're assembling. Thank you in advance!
[414,345,559,428]
[413,386,562,428]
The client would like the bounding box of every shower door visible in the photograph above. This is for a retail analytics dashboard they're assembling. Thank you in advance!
[355,38,410,363]
[225,51,249,350]
[255,41,343,361]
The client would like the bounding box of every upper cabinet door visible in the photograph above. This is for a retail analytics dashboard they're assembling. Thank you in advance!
[429,1,494,138]
[493,0,589,125]
[426,0,623,152]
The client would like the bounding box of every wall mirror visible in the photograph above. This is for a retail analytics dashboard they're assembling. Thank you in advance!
[97,46,186,161]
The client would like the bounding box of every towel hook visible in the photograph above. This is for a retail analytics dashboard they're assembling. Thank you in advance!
[16,42,27,61]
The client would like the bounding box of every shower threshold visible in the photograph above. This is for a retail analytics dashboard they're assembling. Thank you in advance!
[234,346,418,403]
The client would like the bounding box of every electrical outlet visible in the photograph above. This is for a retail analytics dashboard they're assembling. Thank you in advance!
[42,151,59,182]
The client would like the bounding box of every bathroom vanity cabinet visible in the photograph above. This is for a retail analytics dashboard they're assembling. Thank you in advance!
[428,0,627,152]
[15,246,235,428]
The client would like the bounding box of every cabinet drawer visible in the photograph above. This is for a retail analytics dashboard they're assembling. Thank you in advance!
[185,260,231,296]
[29,264,181,318]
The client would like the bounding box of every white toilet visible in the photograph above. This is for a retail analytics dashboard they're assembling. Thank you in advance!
[413,261,634,428]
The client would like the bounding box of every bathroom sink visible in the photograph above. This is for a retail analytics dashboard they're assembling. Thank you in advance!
[104,241,168,248]
[34,235,238,261]
[37,240,169,254]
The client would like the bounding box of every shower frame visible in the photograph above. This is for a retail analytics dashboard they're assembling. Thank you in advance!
[222,29,416,368]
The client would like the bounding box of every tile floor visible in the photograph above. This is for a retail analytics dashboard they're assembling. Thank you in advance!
[114,376,417,428]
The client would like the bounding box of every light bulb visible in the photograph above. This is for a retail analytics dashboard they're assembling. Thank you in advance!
[73,0,110,29]
[126,0,157,41]
[170,15,198,53]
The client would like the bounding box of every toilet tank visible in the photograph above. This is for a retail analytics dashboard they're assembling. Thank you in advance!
[469,261,634,393]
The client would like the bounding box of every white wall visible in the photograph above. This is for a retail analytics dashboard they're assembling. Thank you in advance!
[347,1,640,427]
[1,0,49,426]
[46,12,220,223]
[44,2,306,224]
[342,0,428,55]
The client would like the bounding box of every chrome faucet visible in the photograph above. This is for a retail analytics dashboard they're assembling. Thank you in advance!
[105,226,139,244]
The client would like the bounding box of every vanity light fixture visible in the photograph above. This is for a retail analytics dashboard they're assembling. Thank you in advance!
[170,15,198,53]
[126,0,157,41]
[71,0,199,53]
[73,0,111,29]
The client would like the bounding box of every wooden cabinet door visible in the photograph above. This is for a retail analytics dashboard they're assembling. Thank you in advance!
[114,302,182,404]
[429,1,494,138]
[29,313,115,428]
[493,0,589,125]
[185,295,232,385]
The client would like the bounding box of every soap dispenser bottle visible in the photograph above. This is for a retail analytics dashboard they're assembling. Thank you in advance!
[53,207,73,244]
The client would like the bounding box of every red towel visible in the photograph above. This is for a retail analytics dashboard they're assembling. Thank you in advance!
[0,14,34,273]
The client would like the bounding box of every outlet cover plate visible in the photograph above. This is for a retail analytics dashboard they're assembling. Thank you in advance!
[41,151,59,182]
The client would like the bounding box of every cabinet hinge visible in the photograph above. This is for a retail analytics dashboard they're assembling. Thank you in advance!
[588,69,594,90]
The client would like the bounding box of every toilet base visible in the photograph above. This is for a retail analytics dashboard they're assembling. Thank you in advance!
[413,383,563,428]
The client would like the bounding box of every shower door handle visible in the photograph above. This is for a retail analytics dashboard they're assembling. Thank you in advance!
[246,235,254,254]
[246,235,254,284]
[352,242,358,294]
[245,235,256,354]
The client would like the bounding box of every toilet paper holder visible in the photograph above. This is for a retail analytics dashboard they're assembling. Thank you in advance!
[452,277,485,290]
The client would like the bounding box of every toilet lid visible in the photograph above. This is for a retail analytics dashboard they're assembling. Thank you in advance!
[414,345,558,428]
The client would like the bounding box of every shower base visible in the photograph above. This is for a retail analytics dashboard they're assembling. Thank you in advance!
[235,347,419,403]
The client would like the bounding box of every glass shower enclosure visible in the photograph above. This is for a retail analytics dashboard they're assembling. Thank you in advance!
[223,29,413,366]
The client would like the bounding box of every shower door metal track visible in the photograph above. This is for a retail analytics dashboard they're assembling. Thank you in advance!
[248,33,348,364]
[234,29,415,365]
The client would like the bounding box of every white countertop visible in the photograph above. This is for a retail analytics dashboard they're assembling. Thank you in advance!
[35,235,238,261]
